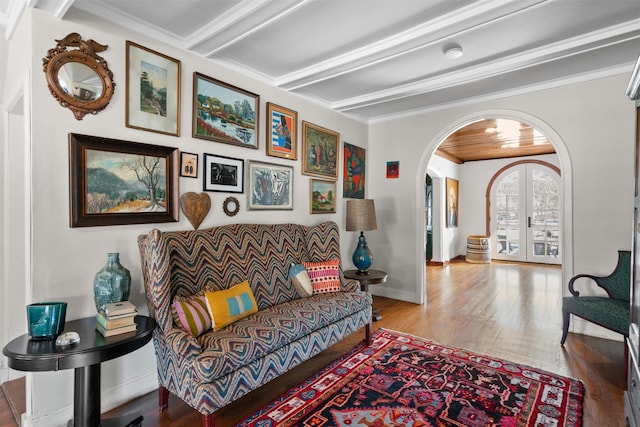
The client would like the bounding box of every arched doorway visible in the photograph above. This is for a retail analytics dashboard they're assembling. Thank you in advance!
[415,110,573,306]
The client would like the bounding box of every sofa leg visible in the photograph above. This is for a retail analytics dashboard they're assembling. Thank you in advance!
[159,386,169,412]
[560,309,570,345]
[202,413,215,427]
[365,322,372,345]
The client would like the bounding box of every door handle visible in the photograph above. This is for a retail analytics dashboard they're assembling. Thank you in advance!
[527,217,531,228]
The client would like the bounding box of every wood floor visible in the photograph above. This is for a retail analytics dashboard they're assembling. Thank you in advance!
[1,259,626,426]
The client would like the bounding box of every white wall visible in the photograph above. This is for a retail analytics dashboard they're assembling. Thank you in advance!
[369,74,635,311]
[2,8,368,426]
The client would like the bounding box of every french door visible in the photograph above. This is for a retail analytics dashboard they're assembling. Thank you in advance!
[491,163,561,265]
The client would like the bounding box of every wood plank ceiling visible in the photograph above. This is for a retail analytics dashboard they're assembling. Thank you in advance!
[435,119,555,164]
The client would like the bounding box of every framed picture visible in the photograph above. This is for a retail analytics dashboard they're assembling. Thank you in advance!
[301,121,340,180]
[343,142,365,199]
[266,102,297,160]
[180,152,198,178]
[310,179,337,214]
[193,72,259,149]
[446,177,459,228]
[69,133,179,228]
[386,161,399,178]
[126,41,181,136]
[248,161,293,210]
[203,153,244,193]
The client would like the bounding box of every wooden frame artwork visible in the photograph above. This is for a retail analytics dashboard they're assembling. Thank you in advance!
[126,41,181,136]
[202,153,244,193]
[343,142,365,199]
[301,121,340,180]
[310,179,337,214]
[69,133,179,227]
[248,161,293,210]
[266,102,297,160]
[446,177,459,228]
[180,152,198,178]
[193,72,259,149]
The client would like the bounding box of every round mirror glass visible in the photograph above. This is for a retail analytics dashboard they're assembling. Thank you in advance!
[57,62,104,101]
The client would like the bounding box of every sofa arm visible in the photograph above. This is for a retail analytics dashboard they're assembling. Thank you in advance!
[162,326,203,358]
[342,278,361,292]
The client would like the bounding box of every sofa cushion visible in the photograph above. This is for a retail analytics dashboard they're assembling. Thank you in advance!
[302,259,342,294]
[171,295,212,336]
[205,281,258,331]
[192,290,372,382]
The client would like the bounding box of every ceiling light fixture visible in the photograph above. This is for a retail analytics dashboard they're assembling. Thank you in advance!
[444,44,463,60]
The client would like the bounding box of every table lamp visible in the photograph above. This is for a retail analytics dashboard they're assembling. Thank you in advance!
[346,199,378,274]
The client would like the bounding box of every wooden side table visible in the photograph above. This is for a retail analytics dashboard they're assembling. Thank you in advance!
[344,269,388,321]
[3,315,155,427]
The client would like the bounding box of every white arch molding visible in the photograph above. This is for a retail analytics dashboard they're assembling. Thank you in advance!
[414,109,573,305]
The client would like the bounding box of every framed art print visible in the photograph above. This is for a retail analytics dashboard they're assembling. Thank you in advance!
[386,161,399,178]
[266,102,297,160]
[180,152,198,178]
[343,142,365,199]
[301,121,340,180]
[446,177,459,228]
[193,72,259,149]
[310,179,337,214]
[203,153,244,193]
[126,41,181,136]
[69,133,179,227]
[248,161,293,210]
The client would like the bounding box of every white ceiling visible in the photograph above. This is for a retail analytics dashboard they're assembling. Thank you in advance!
[4,0,640,122]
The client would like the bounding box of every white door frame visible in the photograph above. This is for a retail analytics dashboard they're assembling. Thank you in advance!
[415,109,573,306]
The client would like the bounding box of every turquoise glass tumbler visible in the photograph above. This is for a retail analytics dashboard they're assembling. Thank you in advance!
[27,302,67,339]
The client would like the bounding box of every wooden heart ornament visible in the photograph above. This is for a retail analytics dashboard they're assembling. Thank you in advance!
[180,192,211,230]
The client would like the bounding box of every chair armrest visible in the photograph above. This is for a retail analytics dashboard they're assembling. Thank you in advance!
[567,274,603,297]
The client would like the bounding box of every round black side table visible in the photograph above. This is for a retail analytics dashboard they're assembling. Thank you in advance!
[344,269,388,320]
[3,315,155,427]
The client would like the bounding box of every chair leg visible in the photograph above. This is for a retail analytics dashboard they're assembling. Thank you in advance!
[202,413,215,427]
[159,386,169,412]
[560,309,570,345]
[365,322,372,345]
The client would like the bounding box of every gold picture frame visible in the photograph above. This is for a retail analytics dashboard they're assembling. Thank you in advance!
[301,121,340,180]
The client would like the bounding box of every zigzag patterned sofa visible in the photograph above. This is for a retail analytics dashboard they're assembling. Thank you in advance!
[138,221,373,427]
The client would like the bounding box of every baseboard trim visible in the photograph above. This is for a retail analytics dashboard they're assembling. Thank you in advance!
[20,371,157,427]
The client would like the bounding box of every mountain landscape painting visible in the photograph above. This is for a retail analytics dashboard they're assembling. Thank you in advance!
[85,148,167,214]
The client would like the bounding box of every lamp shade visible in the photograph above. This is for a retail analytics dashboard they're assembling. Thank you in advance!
[346,199,377,231]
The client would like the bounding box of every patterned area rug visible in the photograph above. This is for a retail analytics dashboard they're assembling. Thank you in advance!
[238,329,583,427]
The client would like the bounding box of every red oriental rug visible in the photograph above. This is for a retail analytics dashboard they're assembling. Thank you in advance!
[238,329,583,427]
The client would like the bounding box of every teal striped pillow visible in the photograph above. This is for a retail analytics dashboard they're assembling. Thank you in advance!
[171,295,212,336]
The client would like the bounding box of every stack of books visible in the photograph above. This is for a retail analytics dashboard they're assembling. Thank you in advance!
[96,301,137,337]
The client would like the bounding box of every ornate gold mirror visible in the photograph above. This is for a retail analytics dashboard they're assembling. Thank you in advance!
[43,33,115,120]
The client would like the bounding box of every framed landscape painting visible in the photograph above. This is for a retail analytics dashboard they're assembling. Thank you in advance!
[69,133,179,227]
[248,161,293,210]
[193,72,259,149]
[310,179,336,214]
[343,142,365,199]
[266,102,297,160]
[301,121,340,180]
[126,41,181,136]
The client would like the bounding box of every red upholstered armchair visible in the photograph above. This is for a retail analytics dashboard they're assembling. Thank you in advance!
[561,250,631,344]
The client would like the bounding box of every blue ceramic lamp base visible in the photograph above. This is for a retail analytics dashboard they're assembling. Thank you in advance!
[352,231,373,274]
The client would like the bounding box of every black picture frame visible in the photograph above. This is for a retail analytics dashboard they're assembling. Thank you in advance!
[202,153,244,193]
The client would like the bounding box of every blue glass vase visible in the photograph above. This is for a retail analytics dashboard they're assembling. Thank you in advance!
[93,253,131,312]
[352,232,373,273]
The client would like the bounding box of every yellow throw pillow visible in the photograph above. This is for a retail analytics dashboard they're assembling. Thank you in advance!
[205,281,258,331]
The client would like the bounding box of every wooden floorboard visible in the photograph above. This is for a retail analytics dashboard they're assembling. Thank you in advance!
[1,259,626,426]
